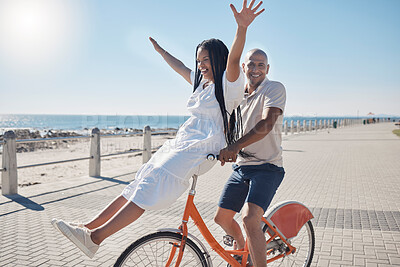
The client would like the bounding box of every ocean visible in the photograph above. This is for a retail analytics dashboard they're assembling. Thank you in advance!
[0,114,190,132]
[0,114,392,133]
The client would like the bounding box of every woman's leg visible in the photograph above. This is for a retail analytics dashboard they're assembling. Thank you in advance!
[85,195,128,230]
[91,201,145,245]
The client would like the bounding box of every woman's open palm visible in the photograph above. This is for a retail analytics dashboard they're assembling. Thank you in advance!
[230,0,264,28]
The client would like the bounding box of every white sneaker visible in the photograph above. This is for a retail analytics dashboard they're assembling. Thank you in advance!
[55,220,99,258]
[51,219,85,233]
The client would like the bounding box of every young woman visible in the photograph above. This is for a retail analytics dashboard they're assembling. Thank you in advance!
[52,0,264,258]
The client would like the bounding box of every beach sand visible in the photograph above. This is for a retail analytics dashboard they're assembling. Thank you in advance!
[0,133,175,187]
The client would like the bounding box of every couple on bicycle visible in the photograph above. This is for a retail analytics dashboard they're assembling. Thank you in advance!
[52,1,286,266]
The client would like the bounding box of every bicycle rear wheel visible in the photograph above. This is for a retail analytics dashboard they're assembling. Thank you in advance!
[114,231,208,267]
[264,220,315,267]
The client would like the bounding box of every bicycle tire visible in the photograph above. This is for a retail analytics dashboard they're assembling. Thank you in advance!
[263,220,315,267]
[114,231,208,267]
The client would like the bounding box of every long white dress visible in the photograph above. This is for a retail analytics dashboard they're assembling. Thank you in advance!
[122,71,245,210]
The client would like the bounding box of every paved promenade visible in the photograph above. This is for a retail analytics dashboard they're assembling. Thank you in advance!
[1,122,399,266]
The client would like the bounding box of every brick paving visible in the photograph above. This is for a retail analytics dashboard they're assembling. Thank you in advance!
[1,122,399,266]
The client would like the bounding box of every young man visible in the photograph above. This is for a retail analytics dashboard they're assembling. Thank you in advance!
[215,48,286,267]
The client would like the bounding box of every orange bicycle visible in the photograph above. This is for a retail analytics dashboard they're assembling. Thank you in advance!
[114,155,315,267]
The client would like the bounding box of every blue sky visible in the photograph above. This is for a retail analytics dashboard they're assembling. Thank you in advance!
[0,0,399,117]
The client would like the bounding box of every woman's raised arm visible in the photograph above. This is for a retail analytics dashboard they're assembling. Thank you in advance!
[149,37,192,84]
[226,0,264,82]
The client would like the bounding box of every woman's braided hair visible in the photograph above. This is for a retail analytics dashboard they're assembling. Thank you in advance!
[193,39,249,157]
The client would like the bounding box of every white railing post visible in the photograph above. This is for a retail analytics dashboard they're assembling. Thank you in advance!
[284,120,288,135]
[89,128,101,177]
[309,120,312,131]
[290,120,294,134]
[303,120,307,132]
[297,120,300,134]
[2,131,18,195]
[143,126,152,163]
[315,120,318,132]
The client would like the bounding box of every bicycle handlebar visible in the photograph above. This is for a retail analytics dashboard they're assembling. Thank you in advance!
[206,154,219,161]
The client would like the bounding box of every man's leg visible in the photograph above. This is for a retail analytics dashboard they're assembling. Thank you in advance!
[242,202,266,267]
[215,167,248,249]
[214,207,245,249]
[85,195,128,230]
[241,163,285,266]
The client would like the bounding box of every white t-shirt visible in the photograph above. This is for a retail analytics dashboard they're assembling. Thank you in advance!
[236,77,286,167]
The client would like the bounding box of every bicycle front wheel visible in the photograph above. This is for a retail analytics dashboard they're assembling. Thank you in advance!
[114,231,208,267]
[264,220,315,267]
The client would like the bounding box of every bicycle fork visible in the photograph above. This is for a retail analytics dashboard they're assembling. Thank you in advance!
[163,220,189,267]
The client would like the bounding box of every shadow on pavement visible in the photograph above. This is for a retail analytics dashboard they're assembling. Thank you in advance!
[3,194,44,211]
[0,171,136,217]
[90,174,133,185]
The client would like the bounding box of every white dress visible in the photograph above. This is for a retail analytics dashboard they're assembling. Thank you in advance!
[122,71,245,210]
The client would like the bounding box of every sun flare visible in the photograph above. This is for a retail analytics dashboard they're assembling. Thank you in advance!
[0,0,85,74]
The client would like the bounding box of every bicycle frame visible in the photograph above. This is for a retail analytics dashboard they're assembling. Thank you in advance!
[165,175,306,267]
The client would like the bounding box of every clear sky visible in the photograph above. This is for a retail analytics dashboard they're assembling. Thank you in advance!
[0,0,399,117]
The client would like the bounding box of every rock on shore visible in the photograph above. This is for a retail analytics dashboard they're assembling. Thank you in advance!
[0,129,83,153]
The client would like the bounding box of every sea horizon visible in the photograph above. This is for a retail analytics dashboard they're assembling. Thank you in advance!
[0,113,398,133]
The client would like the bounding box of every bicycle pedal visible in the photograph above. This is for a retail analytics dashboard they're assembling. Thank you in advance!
[223,235,234,246]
